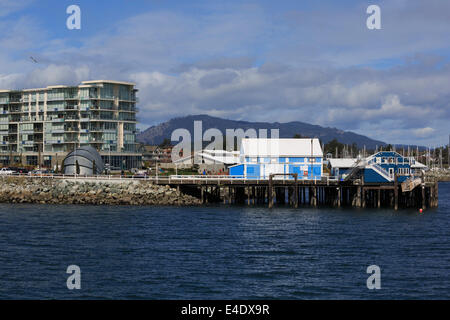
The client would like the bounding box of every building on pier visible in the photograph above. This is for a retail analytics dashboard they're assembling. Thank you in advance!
[173,149,240,165]
[328,158,358,179]
[229,138,323,179]
[330,151,428,183]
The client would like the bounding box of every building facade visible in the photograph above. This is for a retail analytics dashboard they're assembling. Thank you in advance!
[229,138,323,179]
[0,80,141,169]
[328,151,427,183]
[363,151,424,183]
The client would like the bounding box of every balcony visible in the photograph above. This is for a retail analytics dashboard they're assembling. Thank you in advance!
[47,139,64,144]
[64,106,79,111]
[65,95,79,100]
[65,117,80,121]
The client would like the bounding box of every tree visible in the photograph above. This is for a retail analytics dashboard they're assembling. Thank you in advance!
[159,138,172,148]
[324,139,344,156]
[293,134,309,138]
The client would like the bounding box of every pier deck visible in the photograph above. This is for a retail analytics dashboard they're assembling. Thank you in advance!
[2,173,438,210]
[160,174,438,210]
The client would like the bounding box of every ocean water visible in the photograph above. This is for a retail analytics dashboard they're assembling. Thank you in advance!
[0,183,449,299]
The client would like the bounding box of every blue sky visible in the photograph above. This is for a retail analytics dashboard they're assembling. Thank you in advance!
[1,0,450,146]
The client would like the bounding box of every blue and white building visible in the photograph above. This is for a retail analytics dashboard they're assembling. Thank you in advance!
[229,138,323,179]
[330,151,427,183]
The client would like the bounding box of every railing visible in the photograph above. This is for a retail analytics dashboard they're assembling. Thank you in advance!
[343,159,365,181]
[370,163,392,181]
[0,173,339,184]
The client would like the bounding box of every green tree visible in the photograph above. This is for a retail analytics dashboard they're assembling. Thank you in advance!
[323,139,344,156]
[159,138,172,148]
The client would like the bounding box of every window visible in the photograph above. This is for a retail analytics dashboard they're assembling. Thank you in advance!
[104,122,117,130]
[101,84,114,99]
[119,86,131,100]
[20,123,34,131]
[104,132,117,141]
[124,134,134,142]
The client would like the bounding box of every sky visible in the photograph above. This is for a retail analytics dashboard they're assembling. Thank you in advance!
[0,0,449,147]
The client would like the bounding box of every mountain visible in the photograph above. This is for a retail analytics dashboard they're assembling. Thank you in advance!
[137,114,386,149]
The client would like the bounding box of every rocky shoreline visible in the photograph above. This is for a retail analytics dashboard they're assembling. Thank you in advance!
[0,177,201,206]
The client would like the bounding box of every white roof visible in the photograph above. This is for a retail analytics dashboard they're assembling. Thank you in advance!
[81,80,136,86]
[329,158,358,168]
[240,138,323,157]
[411,161,427,169]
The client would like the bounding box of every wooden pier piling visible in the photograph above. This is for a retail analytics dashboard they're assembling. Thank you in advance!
[162,175,438,210]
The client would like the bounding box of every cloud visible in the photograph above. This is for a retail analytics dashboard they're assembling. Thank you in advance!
[413,127,435,138]
[1,0,450,146]
[129,58,450,146]
[0,0,34,17]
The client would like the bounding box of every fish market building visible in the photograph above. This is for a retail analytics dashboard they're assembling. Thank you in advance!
[229,138,323,179]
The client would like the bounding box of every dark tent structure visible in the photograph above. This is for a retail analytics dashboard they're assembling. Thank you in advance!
[63,146,104,175]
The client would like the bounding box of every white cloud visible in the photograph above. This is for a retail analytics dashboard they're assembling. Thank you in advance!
[413,127,435,138]
[0,0,34,17]
[1,0,450,146]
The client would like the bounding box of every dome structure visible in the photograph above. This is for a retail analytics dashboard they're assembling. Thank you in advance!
[63,146,104,175]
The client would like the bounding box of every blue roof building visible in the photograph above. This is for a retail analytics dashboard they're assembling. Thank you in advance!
[331,151,427,183]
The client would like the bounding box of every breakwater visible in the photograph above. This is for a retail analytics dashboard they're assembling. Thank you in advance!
[0,177,201,205]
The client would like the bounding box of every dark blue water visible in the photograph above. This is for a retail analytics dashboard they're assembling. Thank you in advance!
[0,183,449,299]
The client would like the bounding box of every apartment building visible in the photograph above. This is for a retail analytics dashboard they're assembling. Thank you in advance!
[0,80,142,169]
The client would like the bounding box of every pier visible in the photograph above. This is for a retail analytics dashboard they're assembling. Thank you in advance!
[1,173,439,210]
[162,174,439,210]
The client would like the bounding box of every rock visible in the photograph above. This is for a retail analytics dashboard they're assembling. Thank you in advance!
[0,176,201,206]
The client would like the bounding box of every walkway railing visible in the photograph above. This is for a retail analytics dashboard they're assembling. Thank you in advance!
[370,163,393,181]
[1,172,339,184]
